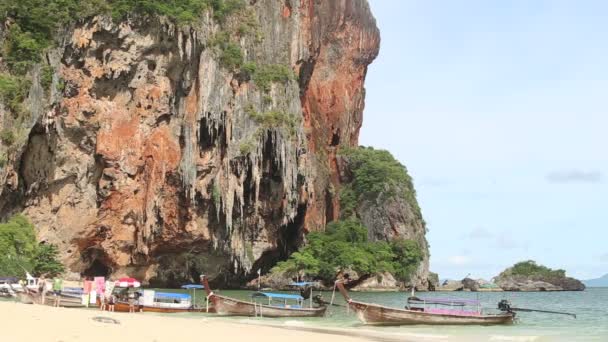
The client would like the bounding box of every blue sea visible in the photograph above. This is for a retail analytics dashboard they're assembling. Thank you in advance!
[190,287,608,341]
[5,287,607,341]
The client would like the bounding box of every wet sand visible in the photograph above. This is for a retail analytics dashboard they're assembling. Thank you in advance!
[0,300,371,342]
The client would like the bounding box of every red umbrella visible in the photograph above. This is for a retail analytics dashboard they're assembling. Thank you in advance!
[115,277,141,288]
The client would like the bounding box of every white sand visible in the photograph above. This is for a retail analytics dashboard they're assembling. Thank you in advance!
[0,301,370,342]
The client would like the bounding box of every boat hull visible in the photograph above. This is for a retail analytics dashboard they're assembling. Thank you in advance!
[348,301,514,326]
[42,295,86,308]
[211,295,326,318]
[17,292,86,308]
[97,299,215,313]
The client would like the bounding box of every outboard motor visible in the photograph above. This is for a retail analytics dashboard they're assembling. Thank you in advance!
[300,285,313,299]
[498,299,512,312]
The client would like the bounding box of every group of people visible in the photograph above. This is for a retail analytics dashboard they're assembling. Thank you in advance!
[26,275,144,313]
[98,292,117,312]
[99,288,140,313]
[35,275,64,307]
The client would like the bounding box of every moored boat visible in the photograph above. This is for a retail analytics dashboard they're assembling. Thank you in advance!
[97,281,215,313]
[336,281,514,326]
[200,275,326,317]
[139,290,212,313]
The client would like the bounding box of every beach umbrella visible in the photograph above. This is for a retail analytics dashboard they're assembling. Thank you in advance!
[115,277,141,288]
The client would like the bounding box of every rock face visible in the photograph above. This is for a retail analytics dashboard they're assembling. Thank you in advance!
[436,278,503,292]
[336,154,432,290]
[350,272,399,292]
[496,276,586,292]
[0,1,429,287]
[494,261,585,291]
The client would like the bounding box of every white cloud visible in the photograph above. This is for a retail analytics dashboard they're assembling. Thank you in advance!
[464,228,528,250]
[447,255,472,266]
[494,233,529,250]
[546,170,603,184]
[465,227,494,239]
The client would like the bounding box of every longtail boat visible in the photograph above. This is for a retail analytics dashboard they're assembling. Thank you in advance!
[97,300,210,313]
[336,281,514,325]
[98,288,215,313]
[17,291,86,308]
[200,275,326,317]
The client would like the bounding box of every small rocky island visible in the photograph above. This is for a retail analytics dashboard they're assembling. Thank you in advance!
[436,260,585,292]
[494,260,585,291]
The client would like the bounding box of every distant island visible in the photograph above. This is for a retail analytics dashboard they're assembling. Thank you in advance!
[583,274,608,287]
[494,260,585,291]
[437,260,586,292]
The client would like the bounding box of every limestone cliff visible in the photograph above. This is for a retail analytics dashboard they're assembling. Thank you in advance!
[0,1,429,287]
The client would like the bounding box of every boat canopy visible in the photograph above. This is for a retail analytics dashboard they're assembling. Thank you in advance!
[410,297,480,305]
[181,284,205,289]
[155,292,191,300]
[0,277,18,283]
[289,282,318,287]
[252,292,303,300]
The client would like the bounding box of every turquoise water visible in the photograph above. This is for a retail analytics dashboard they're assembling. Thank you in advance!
[183,287,608,341]
[5,287,607,341]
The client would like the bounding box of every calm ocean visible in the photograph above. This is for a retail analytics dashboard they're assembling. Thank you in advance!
[184,287,608,341]
[6,287,604,341]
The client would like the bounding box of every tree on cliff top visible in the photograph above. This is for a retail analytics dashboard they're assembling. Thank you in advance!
[339,146,423,222]
[0,214,64,277]
[272,147,426,284]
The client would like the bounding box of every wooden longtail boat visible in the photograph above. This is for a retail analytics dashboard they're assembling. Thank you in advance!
[200,275,326,317]
[336,282,514,326]
[97,290,215,313]
[97,299,212,313]
[17,291,86,308]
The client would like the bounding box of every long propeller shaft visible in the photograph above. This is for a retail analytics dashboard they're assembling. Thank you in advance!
[510,307,577,318]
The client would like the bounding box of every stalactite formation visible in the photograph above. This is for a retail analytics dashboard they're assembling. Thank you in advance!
[0,1,431,288]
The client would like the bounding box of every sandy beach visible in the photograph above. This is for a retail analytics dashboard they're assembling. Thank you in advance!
[0,301,370,342]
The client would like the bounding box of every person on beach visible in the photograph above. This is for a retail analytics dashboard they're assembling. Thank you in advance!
[108,294,116,312]
[52,277,63,307]
[38,276,47,305]
[128,291,135,313]
[136,292,143,312]
[99,292,106,311]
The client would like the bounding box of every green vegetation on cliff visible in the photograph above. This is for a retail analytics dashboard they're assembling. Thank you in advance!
[0,215,64,277]
[108,0,245,23]
[272,146,426,284]
[252,64,295,92]
[0,73,30,115]
[271,218,423,283]
[339,147,422,220]
[244,105,300,138]
[0,0,248,90]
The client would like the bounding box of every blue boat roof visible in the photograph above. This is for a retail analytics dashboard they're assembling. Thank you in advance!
[0,277,18,283]
[181,284,205,289]
[252,292,303,300]
[63,287,83,291]
[155,292,191,300]
[289,282,318,287]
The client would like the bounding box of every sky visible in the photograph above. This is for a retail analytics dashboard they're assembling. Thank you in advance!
[361,0,608,280]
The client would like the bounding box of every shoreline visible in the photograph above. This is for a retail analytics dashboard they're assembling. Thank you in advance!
[0,300,380,342]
